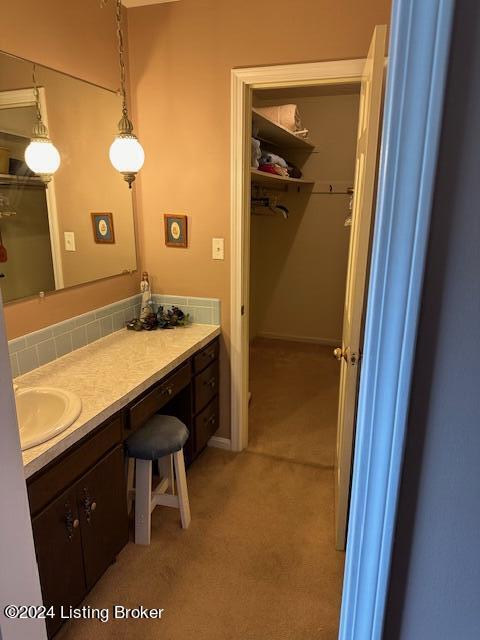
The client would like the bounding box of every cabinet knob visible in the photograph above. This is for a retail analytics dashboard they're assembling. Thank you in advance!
[65,505,78,540]
[83,489,96,523]
[204,377,216,389]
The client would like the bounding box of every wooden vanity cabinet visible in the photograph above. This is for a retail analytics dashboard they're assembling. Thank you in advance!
[31,486,86,637]
[27,335,220,637]
[29,419,128,638]
[77,446,127,590]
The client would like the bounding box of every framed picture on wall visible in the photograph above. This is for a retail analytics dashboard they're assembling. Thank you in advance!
[164,214,188,248]
[91,212,115,244]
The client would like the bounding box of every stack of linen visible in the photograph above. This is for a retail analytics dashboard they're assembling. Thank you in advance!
[255,104,309,138]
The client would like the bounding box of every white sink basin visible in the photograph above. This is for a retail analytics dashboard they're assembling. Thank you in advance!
[15,386,82,451]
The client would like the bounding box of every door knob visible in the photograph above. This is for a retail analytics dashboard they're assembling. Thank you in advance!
[334,347,346,361]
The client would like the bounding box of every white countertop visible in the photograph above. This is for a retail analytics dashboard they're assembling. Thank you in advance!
[17,324,221,479]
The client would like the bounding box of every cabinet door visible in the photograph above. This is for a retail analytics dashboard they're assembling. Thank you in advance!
[77,445,128,590]
[32,486,86,637]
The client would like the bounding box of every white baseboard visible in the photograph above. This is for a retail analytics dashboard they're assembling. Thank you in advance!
[208,436,232,450]
[255,331,339,347]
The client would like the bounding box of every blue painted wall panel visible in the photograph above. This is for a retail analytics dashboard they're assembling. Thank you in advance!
[385,3,480,638]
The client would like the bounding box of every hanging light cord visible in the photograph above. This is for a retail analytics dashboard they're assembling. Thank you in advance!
[101,0,133,132]
[32,64,42,123]
[114,0,129,119]
[30,63,49,139]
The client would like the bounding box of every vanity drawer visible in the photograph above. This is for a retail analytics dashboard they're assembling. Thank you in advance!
[193,339,219,374]
[194,396,219,454]
[128,363,191,432]
[28,414,123,517]
[194,360,219,413]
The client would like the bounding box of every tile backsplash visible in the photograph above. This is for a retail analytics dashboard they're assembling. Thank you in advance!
[8,294,220,377]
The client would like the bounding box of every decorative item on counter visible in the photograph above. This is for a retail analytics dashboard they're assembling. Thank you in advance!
[91,212,115,244]
[126,318,143,331]
[164,214,188,248]
[157,306,190,329]
[140,271,152,320]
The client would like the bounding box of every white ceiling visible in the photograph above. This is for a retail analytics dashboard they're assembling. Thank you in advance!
[122,0,180,7]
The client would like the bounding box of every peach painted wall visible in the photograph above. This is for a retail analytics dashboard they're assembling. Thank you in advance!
[127,0,391,437]
[1,0,139,340]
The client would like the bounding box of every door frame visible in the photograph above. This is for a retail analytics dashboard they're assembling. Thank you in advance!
[230,0,454,635]
[338,0,454,637]
[230,58,365,452]
[0,87,64,290]
[0,289,47,639]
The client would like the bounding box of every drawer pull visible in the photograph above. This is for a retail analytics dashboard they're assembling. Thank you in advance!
[206,349,215,360]
[204,377,216,389]
[160,385,173,397]
[204,415,216,426]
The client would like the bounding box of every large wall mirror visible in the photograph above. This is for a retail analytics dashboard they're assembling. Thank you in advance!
[0,51,137,304]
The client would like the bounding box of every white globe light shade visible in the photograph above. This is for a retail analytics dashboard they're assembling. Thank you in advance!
[24,139,61,176]
[109,135,145,173]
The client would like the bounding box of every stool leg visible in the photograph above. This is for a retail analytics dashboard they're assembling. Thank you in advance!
[135,459,152,545]
[173,449,191,529]
[126,457,135,515]
[158,454,175,495]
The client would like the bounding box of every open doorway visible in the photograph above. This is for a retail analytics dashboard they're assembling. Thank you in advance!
[231,26,386,551]
[248,84,359,476]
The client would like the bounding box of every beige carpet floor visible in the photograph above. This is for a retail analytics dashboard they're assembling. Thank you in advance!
[248,338,339,467]
[59,339,344,640]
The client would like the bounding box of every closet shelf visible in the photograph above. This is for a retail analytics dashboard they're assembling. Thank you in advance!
[0,173,45,188]
[251,168,314,188]
[252,108,315,151]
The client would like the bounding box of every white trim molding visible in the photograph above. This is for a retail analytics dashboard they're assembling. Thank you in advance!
[338,1,455,638]
[208,436,232,451]
[230,59,365,453]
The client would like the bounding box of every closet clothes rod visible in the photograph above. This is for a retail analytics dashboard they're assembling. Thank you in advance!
[312,183,354,195]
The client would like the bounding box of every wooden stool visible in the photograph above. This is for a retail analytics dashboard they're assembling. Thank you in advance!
[125,415,191,545]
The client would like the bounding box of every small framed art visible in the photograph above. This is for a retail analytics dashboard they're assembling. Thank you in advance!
[91,212,115,244]
[164,214,188,248]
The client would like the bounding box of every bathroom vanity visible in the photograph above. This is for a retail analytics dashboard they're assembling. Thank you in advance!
[19,324,220,637]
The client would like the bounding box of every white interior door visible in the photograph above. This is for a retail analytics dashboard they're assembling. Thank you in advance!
[334,25,386,551]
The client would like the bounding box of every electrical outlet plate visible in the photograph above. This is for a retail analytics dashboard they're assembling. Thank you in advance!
[212,238,224,260]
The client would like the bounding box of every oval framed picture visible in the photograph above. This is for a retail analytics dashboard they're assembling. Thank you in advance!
[164,214,188,248]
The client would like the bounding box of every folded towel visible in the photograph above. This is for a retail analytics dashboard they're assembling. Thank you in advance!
[251,138,261,168]
[287,163,302,179]
[261,152,288,169]
[256,104,309,139]
[258,163,288,177]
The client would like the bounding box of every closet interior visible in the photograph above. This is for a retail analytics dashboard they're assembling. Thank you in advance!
[248,83,361,465]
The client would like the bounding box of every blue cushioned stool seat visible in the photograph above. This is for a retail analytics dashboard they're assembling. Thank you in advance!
[125,414,189,461]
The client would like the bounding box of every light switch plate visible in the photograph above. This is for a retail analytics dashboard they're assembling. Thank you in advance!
[64,231,76,252]
[212,238,224,260]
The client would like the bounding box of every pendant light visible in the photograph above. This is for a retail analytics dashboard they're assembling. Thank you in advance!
[109,0,144,188]
[24,64,61,183]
